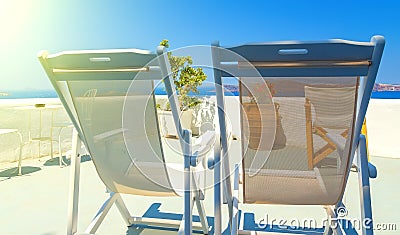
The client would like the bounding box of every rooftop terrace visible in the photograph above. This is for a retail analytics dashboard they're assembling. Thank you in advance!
[0,97,399,235]
[0,142,399,234]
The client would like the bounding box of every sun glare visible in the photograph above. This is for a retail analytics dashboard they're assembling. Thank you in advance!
[0,0,36,45]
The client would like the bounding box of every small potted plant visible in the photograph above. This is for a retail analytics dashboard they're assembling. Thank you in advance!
[241,81,286,150]
[157,40,207,137]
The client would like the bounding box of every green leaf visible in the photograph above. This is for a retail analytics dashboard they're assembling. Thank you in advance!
[160,39,169,48]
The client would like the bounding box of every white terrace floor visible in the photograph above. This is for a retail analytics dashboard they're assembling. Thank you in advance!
[0,139,399,235]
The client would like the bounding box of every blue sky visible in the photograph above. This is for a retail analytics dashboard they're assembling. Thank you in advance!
[1,0,399,90]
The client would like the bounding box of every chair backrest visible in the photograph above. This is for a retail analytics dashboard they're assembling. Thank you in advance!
[212,36,384,205]
[38,49,182,196]
[305,86,357,129]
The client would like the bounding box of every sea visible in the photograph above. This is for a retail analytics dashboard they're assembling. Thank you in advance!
[370,91,400,99]
[0,87,399,99]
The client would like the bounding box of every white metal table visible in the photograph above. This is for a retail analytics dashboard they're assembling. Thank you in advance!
[14,104,73,166]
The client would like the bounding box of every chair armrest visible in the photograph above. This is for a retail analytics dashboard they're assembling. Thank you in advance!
[194,131,215,152]
[191,131,216,167]
[326,132,346,156]
[93,128,124,143]
[368,162,377,178]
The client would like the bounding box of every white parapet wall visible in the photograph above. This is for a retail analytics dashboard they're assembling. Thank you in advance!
[0,96,398,163]
[366,99,400,159]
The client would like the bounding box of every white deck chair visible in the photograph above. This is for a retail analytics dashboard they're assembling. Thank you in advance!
[211,36,384,235]
[38,47,213,235]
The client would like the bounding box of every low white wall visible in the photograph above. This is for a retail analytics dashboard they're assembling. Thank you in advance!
[0,96,397,163]
[366,99,400,158]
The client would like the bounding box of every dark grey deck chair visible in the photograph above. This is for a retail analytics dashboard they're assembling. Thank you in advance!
[38,47,213,235]
[211,36,384,235]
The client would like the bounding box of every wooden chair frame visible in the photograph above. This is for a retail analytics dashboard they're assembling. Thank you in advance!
[305,97,349,169]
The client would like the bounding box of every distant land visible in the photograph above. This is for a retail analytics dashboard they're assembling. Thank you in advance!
[223,84,240,93]
[223,83,400,93]
[373,83,400,91]
[0,90,57,99]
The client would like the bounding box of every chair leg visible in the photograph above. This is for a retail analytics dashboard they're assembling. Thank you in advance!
[305,99,314,169]
[86,191,205,234]
[181,129,210,234]
[183,129,193,235]
[195,197,209,234]
[16,132,23,176]
[358,135,374,235]
[179,197,195,235]
[114,193,132,226]
[222,152,233,223]
[325,205,344,235]
[38,139,42,159]
[59,129,63,167]
[50,131,53,160]
[192,173,209,234]
[213,134,222,235]
[323,206,334,235]
[84,192,118,234]
[230,165,239,235]
[67,129,81,235]
[214,158,222,235]
[58,126,69,167]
